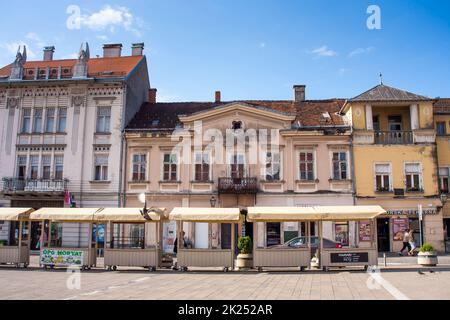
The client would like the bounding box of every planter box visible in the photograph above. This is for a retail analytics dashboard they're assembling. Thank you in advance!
[418,252,438,266]
[236,253,253,269]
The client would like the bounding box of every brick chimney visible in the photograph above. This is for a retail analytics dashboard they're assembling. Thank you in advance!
[43,46,55,61]
[149,88,157,103]
[293,85,306,102]
[215,91,221,103]
[131,43,144,56]
[103,44,123,58]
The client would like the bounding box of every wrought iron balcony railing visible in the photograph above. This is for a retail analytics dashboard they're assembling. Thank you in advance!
[2,178,68,193]
[218,177,258,194]
[374,131,413,145]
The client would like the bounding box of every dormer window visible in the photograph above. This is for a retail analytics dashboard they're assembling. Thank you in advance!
[232,121,242,130]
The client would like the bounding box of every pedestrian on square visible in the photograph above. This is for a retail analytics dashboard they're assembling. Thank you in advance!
[408,229,416,256]
[399,229,411,255]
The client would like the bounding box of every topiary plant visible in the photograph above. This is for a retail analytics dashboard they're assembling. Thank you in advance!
[237,236,253,254]
[419,243,435,253]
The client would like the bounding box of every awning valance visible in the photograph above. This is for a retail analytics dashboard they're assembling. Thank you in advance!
[29,208,102,222]
[0,208,34,221]
[169,208,241,222]
[247,206,386,222]
[95,208,166,222]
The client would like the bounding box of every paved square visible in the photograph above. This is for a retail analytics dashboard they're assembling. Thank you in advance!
[1,256,450,300]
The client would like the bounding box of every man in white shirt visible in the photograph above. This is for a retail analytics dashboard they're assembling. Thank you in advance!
[399,229,411,255]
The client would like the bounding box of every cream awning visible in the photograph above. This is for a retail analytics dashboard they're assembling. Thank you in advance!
[247,206,386,222]
[29,208,102,222]
[169,208,241,222]
[247,207,318,222]
[312,206,386,221]
[95,208,166,222]
[0,208,34,221]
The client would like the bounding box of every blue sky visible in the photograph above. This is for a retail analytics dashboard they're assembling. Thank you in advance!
[0,0,449,101]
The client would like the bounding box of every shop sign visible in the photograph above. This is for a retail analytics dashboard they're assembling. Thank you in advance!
[40,249,84,267]
[386,209,437,216]
[330,252,369,263]
[393,218,409,241]
[359,221,371,242]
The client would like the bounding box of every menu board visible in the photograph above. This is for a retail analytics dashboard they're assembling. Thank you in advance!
[331,252,369,263]
[359,221,371,242]
[393,218,409,241]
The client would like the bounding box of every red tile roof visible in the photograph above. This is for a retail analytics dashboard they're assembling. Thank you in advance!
[126,99,347,130]
[0,55,144,79]
[434,98,450,114]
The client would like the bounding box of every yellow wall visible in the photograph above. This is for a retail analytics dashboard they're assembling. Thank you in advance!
[351,103,366,130]
[435,114,450,166]
[353,145,438,197]
[420,102,434,129]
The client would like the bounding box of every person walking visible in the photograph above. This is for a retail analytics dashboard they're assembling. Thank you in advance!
[399,229,411,256]
[408,229,416,256]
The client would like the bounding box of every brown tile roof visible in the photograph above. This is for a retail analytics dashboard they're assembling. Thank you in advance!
[0,55,144,79]
[349,84,431,102]
[434,98,450,114]
[126,99,347,130]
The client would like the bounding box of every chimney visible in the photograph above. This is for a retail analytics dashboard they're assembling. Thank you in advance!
[293,85,306,102]
[215,91,221,103]
[149,88,157,104]
[43,46,55,61]
[103,44,123,58]
[131,43,144,56]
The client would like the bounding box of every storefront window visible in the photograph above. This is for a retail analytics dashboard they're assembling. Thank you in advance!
[112,223,145,249]
[50,223,63,247]
[266,223,281,246]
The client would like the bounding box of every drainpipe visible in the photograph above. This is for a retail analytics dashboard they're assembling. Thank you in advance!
[79,91,88,208]
[349,129,357,206]
[118,84,127,207]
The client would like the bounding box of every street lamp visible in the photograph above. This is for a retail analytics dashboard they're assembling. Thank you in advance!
[210,196,217,208]
[139,193,165,220]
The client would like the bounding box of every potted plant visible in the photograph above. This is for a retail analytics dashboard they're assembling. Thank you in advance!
[417,243,438,266]
[236,236,253,269]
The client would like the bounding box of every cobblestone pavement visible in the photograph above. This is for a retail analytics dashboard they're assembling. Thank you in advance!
[0,256,450,300]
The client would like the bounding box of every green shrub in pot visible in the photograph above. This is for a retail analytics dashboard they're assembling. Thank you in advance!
[419,243,435,253]
[237,236,252,254]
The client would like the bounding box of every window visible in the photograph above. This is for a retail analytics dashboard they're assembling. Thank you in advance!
[299,151,314,181]
[332,152,348,180]
[45,108,55,133]
[132,154,147,181]
[439,167,449,194]
[373,115,380,131]
[437,122,447,136]
[42,156,51,179]
[230,154,245,179]
[21,109,31,133]
[266,223,281,246]
[17,156,27,179]
[54,156,64,180]
[94,155,109,181]
[163,153,178,181]
[96,106,111,133]
[57,108,67,133]
[33,108,43,133]
[194,152,210,181]
[232,121,242,130]
[388,115,402,131]
[375,163,391,192]
[405,163,422,192]
[265,151,281,181]
[29,155,39,179]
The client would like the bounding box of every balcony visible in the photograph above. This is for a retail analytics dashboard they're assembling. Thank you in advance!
[374,131,413,145]
[218,177,258,194]
[2,178,68,194]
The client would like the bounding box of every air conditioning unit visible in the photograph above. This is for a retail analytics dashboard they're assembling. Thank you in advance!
[394,188,405,196]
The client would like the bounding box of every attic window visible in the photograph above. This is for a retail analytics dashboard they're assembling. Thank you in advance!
[232,121,242,130]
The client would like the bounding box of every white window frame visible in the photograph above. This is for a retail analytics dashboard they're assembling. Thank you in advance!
[54,155,64,180]
[439,167,450,194]
[45,108,56,133]
[21,108,31,134]
[227,152,247,178]
[404,162,423,192]
[131,153,148,182]
[57,107,67,133]
[32,108,43,133]
[264,150,282,181]
[329,150,349,180]
[373,162,392,192]
[94,154,109,181]
[161,152,179,182]
[96,106,111,133]
[193,150,212,182]
[296,149,316,181]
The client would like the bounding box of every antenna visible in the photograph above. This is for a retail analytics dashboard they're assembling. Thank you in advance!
[379,72,383,85]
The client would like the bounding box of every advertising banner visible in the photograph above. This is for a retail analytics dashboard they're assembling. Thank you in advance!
[40,249,84,267]
[393,218,409,241]
[359,221,371,242]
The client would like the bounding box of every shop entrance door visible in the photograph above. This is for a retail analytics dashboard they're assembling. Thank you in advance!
[445,219,450,253]
[377,218,390,252]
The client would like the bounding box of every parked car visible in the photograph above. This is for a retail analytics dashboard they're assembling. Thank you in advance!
[268,237,343,249]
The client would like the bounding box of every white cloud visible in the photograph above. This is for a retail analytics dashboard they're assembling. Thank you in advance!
[61,53,79,60]
[0,41,36,60]
[259,42,266,48]
[76,5,142,36]
[310,46,338,58]
[26,32,45,48]
[348,46,375,58]
[97,35,109,41]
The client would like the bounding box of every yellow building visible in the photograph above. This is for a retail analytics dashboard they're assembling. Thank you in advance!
[341,84,444,253]
[434,98,450,252]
